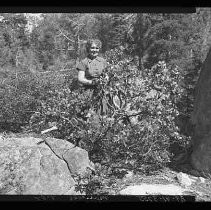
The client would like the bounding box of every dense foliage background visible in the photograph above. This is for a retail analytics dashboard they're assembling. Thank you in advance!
[1,9,211,172]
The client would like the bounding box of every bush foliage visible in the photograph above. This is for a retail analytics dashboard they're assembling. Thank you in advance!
[0,11,210,175]
[6,48,189,172]
[0,66,68,131]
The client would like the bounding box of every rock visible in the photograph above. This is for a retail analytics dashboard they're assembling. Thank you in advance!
[119,184,187,195]
[124,171,134,179]
[199,177,206,183]
[65,186,85,195]
[0,136,91,195]
[44,137,75,159]
[63,146,90,175]
[45,137,91,175]
[191,48,211,173]
[176,172,193,187]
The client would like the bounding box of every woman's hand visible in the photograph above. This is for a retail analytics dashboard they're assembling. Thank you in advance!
[78,70,93,85]
[91,78,100,86]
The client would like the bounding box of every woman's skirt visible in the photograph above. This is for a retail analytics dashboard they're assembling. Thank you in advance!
[83,84,110,116]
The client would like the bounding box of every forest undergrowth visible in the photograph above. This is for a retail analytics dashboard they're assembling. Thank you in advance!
[0,46,206,199]
[2,11,211,196]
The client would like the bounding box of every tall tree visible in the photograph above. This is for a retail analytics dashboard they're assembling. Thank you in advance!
[30,14,57,70]
[93,13,113,53]
[126,13,152,70]
[0,13,28,67]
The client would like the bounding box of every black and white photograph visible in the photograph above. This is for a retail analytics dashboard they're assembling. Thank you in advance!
[0,8,211,202]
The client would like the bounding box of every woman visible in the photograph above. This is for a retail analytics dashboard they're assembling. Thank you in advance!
[76,39,108,117]
[77,39,107,86]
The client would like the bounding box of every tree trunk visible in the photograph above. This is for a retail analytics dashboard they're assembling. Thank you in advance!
[190,48,211,174]
[201,8,211,61]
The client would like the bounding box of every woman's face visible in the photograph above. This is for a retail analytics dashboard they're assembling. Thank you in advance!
[89,43,99,58]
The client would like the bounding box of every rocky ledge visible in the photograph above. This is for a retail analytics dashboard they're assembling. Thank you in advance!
[0,135,94,195]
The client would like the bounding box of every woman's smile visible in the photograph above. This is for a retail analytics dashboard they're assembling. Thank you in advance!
[90,44,99,57]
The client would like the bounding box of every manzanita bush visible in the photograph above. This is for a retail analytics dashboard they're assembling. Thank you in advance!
[0,67,66,131]
[28,48,191,172]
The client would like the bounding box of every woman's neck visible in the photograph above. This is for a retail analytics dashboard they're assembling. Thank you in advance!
[87,54,98,60]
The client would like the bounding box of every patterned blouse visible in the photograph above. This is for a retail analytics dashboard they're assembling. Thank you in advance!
[76,56,107,79]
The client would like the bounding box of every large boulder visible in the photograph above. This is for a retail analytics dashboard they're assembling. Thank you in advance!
[191,48,211,173]
[0,135,93,195]
[44,137,92,175]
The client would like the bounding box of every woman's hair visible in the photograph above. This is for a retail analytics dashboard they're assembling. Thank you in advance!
[78,39,102,60]
[86,39,102,52]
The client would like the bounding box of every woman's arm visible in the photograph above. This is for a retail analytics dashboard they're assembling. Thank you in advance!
[78,70,93,85]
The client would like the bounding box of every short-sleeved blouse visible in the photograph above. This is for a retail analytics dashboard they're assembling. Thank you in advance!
[76,56,107,79]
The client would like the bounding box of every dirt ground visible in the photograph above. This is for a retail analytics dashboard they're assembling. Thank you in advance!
[96,165,211,201]
[1,132,211,201]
